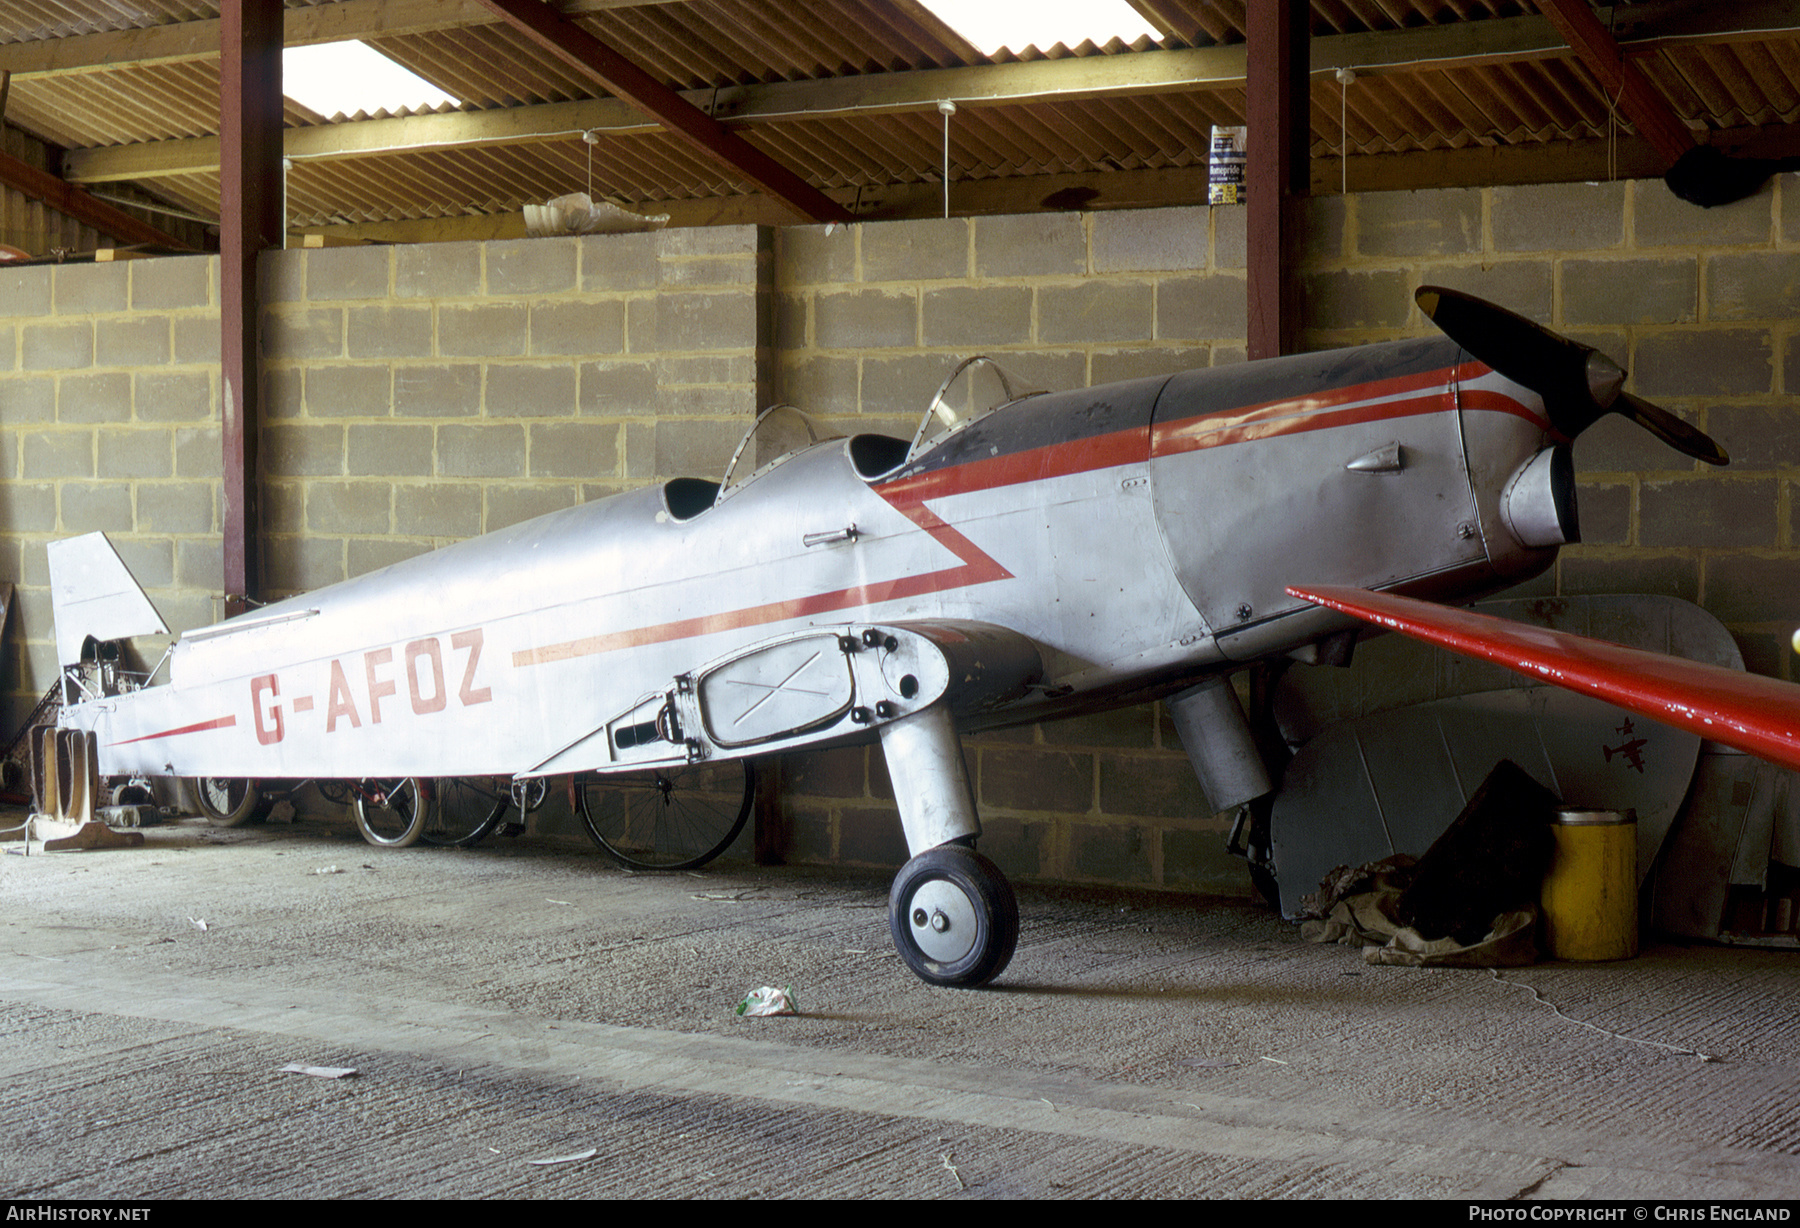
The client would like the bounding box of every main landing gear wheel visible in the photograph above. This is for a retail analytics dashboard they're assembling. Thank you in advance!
[353,777,431,849]
[577,760,754,871]
[888,845,1018,988]
[193,777,261,827]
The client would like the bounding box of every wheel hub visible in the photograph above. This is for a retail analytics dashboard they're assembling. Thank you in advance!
[907,878,979,963]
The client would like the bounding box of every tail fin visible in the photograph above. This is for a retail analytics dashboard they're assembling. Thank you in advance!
[46,532,168,668]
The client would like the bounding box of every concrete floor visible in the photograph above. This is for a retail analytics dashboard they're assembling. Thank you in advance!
[1,809,1797,1200]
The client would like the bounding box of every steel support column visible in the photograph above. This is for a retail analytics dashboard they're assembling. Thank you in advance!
[1246,0,1310,360]
[218,0,283,618]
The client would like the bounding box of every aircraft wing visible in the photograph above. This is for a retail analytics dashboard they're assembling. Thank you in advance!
[1286,583,1800,773]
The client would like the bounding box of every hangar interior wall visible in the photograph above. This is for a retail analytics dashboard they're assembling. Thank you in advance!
[0,126,212,259]
[2,128,101,258]
[2,179,1796,895]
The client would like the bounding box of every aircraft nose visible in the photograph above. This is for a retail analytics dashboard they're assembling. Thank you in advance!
[1419,286,1727,466]
[1499,445,1579,549]
[1585,350,1624,409]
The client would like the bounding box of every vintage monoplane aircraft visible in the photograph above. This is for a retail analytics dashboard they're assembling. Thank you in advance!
[40,287,1727,988]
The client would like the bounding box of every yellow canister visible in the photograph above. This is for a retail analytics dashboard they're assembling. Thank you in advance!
[1540,809,1638,961]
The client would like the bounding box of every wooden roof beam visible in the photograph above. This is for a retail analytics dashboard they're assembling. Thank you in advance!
[294,121,1800,243]
[56,8,1718,187]
[55,14,1575,187]
[0,0,688,77]
[11,0,1800,81]
[1538,0,1695,165]
[61,44,1255,183]
[471,0,848,223]
[0,148,191,248]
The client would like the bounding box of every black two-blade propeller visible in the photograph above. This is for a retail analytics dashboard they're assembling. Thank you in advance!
[1416,286,1728,467]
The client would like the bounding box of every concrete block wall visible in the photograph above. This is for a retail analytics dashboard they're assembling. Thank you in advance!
[6,184,1798,897]
[0,254,221,708]
[258,227,769,596]
[776,207,1246,435]
[774,705,1224,895]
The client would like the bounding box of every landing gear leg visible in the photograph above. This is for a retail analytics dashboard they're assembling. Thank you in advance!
[1167,673,1283,908]
[878,704,1019,988]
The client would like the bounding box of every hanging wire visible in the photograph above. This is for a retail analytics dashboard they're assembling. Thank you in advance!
[1335,68,1356,196]
[938,99,956,219]
[1605,78,1626,182]
[1605,5,1623,182]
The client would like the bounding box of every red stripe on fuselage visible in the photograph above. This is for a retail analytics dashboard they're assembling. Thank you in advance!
[511,361,1542,668]
[110,714,237,746]
[1157,392,1447,452]
[511,479,1012,667]
[1457,388,1559,435]
[1150,360,1542,454]
[877,422,1148,504]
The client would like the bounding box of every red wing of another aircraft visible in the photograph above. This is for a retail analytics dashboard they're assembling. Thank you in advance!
[1286,584,1800,773]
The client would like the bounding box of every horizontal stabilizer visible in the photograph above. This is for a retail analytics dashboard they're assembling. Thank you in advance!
[47,532,168,667]
[1287,584,1800,773]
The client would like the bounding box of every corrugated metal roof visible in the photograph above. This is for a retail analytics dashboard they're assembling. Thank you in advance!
[1,1,1798,245]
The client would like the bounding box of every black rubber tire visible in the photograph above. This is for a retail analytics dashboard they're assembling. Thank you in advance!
[352,778,430,849]
[888,845,1018,989]
[193,777,261,827]
[421,778,508,847]
[577,760,753,870]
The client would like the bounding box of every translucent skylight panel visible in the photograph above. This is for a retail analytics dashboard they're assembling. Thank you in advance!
[918,0,1158,55]
[283,41,460,116]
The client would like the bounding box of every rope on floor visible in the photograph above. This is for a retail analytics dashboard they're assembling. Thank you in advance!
[1488,967,1720,1063]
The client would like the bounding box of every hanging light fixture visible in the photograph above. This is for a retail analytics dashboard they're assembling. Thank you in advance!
[1336,68,1357,196]
[938,99,957,220]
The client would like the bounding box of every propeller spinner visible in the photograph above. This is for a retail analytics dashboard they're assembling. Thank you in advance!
[1416,286,1728,466]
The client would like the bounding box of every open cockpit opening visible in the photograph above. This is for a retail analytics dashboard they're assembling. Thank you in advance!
[663,477,722,521]
[661,365,1046,521]
[849,433,910,479]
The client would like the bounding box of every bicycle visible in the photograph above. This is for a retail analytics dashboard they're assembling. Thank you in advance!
[420,776,545,847]
[350,777,433,848]
[575,759,754,871]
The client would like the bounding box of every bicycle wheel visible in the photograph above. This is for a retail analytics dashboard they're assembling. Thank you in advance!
[193,777,261,827]
[577,760,754,870]
[352,778,431,849]
[421,778,508,847]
